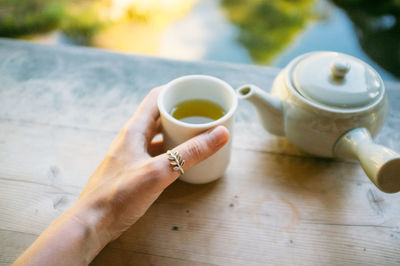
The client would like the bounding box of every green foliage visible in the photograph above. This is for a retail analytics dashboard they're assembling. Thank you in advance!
[0,0,144,44]
[60,2,106,45]
[0,0,64,36]
[221,0,316,63]
[0,0,107,42]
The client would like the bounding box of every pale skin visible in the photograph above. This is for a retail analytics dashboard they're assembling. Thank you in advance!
[14,87,230,266]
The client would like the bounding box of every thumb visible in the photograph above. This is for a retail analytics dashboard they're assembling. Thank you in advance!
[153,125,230,184]
[176,125,230,170]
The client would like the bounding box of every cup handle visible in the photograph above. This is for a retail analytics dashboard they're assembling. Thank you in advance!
[334,128,400,193]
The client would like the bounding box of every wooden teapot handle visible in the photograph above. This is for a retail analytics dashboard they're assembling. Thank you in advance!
[335,128,400,193]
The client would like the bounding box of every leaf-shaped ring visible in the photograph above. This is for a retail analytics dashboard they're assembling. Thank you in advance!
[167,150,185,175]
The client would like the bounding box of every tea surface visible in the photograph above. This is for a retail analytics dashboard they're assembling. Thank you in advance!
[170,99,226,124]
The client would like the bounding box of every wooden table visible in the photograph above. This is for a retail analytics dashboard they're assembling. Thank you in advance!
[1,38,400,265]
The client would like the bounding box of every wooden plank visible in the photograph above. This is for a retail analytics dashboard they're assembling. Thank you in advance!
[0,230,37,266]
[2,139,400,233]
[0,119,112,188]
[91,247,217,266]
[1,147,400,265]
[0,179,78,235]
[1,83,400,188]
[0,38,399,157]
[1,39,400,265]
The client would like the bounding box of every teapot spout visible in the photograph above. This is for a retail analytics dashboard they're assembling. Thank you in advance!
[237,84,284,136]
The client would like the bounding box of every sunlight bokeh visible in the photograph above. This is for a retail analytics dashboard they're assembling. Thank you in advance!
[1,0,399,80]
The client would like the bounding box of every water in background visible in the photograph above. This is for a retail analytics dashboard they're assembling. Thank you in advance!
[159,0,397,80]
[18,0,400,81]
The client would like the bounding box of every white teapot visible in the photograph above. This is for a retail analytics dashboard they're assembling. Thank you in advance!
[237,51,400,193]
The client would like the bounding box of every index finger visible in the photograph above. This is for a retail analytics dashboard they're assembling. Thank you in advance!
[125,86,164,142]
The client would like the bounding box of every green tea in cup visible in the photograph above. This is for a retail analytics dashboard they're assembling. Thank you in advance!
[158,75,237,184]
[169,99,226,124]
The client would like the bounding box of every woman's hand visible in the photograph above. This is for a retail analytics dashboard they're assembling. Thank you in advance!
[14,87,230,265]
[74,86,230,242]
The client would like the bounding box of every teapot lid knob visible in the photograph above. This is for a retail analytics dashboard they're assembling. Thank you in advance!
[291,52,384,108]
[330,60,350,79]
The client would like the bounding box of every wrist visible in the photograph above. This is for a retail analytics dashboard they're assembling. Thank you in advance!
[14,203,113,266]
[65,201,113,259]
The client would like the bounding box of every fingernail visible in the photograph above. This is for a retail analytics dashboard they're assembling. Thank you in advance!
[208,126,230,147]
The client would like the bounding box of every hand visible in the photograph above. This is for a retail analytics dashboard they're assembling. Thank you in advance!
[14,87,230,265]
[74,86,230,242]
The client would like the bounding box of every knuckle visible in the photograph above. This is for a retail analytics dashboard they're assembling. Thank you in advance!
[121,125,143,144]
[119,126,129,137]
[204,131,218,149]
[150,87,160,95]
[120,126,134,140]
[145,159,164,178]
[117,126,137,145]
[187,139,205,161]
[123,124,137,136]
[142,158,173,190]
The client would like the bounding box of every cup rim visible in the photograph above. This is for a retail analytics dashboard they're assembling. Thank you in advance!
[158,75,238,129]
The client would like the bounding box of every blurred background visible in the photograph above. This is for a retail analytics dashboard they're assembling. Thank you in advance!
[0,0,399,80]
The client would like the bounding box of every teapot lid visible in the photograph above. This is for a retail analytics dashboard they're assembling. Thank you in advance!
[291,52,383,108]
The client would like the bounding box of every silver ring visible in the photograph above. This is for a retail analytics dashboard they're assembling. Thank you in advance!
[167,150,185,175]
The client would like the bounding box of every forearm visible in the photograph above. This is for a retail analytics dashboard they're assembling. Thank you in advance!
[13,204,110,266]
[13,86,230,265]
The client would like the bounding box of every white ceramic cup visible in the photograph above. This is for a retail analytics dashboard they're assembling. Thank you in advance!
[158,75,237,184]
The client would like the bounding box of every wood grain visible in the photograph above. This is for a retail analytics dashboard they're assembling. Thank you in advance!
[0,39,400,265]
